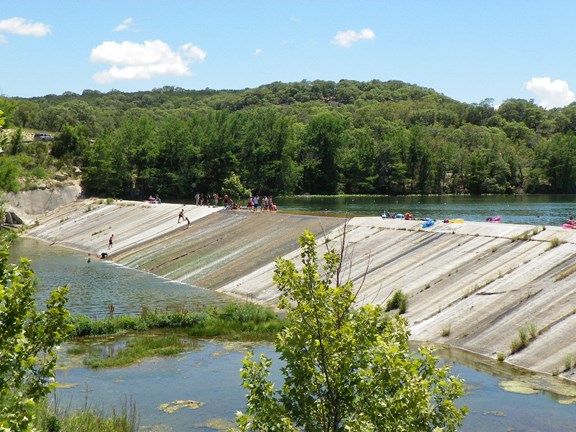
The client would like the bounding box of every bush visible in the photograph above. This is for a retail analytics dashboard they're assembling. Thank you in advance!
[141,310,208,328]
[510,323,538,354]
[237,230,467,431]
[385,290,408,314]
[67,303,280,339]
[217,302,277,323]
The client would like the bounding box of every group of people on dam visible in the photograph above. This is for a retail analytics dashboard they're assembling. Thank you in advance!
[193,192,277,212]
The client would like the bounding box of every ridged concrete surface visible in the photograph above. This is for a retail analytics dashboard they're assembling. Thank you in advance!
[24,200,576,384]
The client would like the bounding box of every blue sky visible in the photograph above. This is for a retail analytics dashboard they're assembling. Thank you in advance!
[2,1,576,108]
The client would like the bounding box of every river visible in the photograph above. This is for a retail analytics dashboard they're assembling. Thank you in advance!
[13,194,576,431]
[274,194,576,226]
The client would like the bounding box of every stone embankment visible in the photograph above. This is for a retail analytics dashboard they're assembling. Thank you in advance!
[23,198,576,385]
[1,182,82,225]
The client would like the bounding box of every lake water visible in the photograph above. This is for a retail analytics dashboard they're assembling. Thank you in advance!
[275,194,576,226]
[14,195,576,431]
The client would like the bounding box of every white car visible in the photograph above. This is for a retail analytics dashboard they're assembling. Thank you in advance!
[33,133,54,141]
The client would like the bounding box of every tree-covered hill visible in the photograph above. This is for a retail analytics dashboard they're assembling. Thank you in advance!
[2,79,576,200]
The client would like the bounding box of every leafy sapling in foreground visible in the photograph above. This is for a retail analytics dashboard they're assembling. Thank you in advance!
[237,230,467,432]
[0,244,72,431]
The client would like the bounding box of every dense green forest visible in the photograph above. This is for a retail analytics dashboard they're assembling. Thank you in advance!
[2,79,576,200]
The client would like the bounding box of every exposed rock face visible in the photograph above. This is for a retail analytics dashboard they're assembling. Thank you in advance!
[1,182,82,224]
[22,199,576,384]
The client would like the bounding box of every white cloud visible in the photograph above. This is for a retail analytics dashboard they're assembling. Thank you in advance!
[526,76,575,109]
[90,40,206,83]
[180,42,207,62]
[253,48,263,56]
[0,17,51,37]
[114,18,134,32]
[332,28,375,48]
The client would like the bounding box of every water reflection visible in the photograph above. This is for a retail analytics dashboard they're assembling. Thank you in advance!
[275,194,576,226]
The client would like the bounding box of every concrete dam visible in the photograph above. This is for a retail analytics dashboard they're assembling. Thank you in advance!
[23,198,576,385]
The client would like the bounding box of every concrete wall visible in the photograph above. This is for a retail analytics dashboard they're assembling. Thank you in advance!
[23,200,576,385]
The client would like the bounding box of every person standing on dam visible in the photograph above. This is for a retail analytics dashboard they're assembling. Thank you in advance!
[108,234,114,249]
[178,208,186,223]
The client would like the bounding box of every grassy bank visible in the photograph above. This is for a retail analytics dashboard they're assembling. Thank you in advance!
[33,397,138,432]
[66,302,284,368]
[69,302,282,338]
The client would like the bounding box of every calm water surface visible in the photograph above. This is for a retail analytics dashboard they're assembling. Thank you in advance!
[13,196,576,430]
[11,238,231,317]
[275,194,576,226]
[55,339,576,432]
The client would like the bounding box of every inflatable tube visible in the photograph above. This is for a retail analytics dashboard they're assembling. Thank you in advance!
[486,216,501,223]
[422,219,435,228]
[448,219,464,224]
[395,213,404,219]
[562,223,575,229]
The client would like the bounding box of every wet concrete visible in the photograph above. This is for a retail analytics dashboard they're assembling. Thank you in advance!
[24,199,576,384]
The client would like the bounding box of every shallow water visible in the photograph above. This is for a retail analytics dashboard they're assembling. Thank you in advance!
[54,338,576,432]
[11,238,232,317]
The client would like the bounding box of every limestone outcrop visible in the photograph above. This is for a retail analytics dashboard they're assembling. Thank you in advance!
[1,182,82,225]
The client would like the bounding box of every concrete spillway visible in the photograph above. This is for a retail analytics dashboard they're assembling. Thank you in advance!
[24,198,576,384]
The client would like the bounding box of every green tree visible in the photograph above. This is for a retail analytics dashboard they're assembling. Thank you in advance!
[465,99,495,126]
[539,134,576,193]
[196,110,242,193]
[373,124,409,195]
[464,150,489,195]
[81,136,131,198]
[237,107,293,195]
[0,158,21,193]
[51,123,90,162]
[154,115,191,197]
[301,112,345,194]
[9,128,24,156]
[0,241,71,430]
[407,126,434,193]
[338,127,377,194]
[222,171,251,203]
[237,230,467,432]
[498,98,544,131]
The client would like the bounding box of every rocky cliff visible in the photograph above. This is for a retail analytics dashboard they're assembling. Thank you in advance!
[1,181,82,225]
